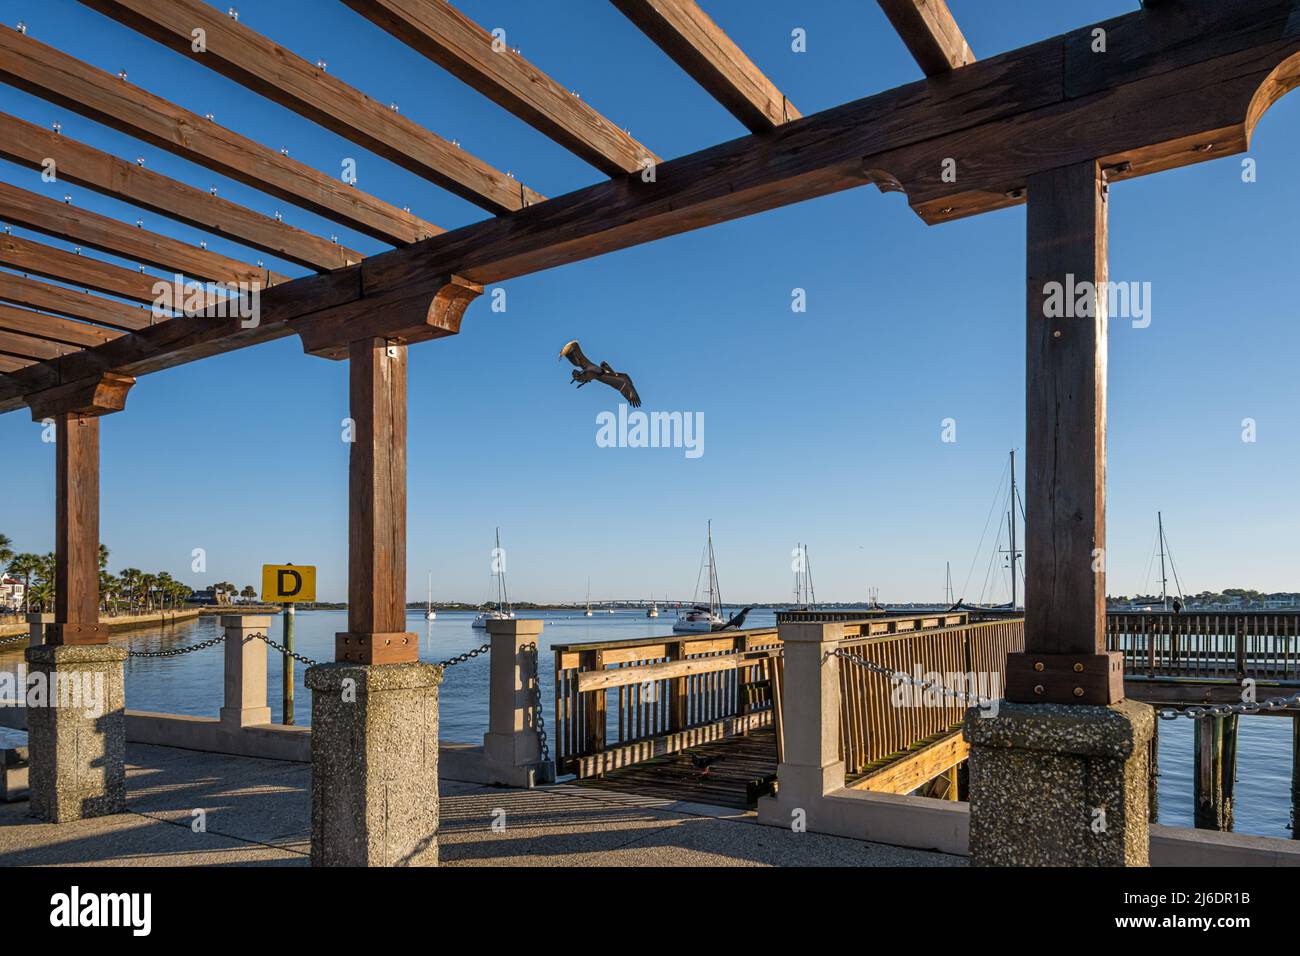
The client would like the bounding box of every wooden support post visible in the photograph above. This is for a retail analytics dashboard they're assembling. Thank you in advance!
[668,642,688,733]
[582,649,607,758]
[1194,715,1238,831]
[26,372,134,646]
[335,337,416,664]
[1006,159,1122,705]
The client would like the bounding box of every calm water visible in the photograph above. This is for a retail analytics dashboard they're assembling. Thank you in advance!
[2,608,1295,839]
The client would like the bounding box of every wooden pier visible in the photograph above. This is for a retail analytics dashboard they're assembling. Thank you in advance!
[557,610,1300,822]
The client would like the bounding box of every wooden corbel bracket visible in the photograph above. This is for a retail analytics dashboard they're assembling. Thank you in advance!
[289,274,483,360]
[26,371,135,421]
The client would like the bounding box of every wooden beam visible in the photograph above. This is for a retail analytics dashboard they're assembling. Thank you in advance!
[340,0,657,176]
[0,327,66,360]
[0,112,362,271]
[336,337,416,664]
[0,302,122,348]
[0,233,170,305]
[78,0,543,214]
[849,731,968,795]
[47,411,107,644]
[1005,160,1122,707]
[0,25,440,245]
[0,354,33,372]
[877,0,975,76]
[1024,160,1108,657]
[0,272,151,331]
[0,182,285,287]
[2,1,1297,413]
[610,0,800,132]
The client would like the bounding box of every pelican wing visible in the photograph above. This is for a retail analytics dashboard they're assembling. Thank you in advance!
[558,339,594,370]
[601,371,641,408]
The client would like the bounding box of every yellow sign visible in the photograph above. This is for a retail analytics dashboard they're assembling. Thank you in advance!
[261,564,316,603]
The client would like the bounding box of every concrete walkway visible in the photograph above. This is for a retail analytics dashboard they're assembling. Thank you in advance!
[0,743,963,867]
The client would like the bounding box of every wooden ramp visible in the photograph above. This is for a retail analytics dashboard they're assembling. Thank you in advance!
[574,728,779,811]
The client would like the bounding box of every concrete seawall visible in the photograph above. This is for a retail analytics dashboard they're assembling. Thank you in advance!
[0,608,201,640]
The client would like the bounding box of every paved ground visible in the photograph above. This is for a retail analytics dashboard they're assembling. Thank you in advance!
[0,744,964,867]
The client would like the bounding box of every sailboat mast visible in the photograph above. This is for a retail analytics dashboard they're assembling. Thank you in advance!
[1158,511,1169,611]
[495,527,511,612]
[1009,450,1018,610]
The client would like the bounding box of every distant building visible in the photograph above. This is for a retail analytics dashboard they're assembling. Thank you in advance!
[187,589,219,606]
[0,577,24,612]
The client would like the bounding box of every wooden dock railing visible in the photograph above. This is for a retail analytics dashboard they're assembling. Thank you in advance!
[552,611,981,779]
[835,618,1023,776]
[1106,611,1300,682]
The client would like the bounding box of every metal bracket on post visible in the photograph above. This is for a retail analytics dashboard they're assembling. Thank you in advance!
[1004,651,1124,705]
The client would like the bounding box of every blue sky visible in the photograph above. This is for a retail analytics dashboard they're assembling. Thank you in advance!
[1,0,1298,604]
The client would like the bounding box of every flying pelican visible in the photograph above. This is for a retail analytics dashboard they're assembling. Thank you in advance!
[558,340,642,407]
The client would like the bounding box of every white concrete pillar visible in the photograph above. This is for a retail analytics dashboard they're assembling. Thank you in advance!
[483,618,554,787]
[219,615,272,728]
[758,622,845,826]
[25,613,54,648]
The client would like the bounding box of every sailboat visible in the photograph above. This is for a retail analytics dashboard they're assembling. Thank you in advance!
[425,571,436,621]
[790,542,816,610]
[673,521,725,633]
[584,578,593,617]
[1131,511,1184,611]
[472,528,516,629]
[950,450,1023,614]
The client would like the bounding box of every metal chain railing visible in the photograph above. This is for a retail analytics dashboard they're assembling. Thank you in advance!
[127,636,226,658]
[830,646,996,709]
[1155,691,1300,720]
[525,641,550,764]
[0,633,29,646]
[249,632,319,667]
[437,642,490,668]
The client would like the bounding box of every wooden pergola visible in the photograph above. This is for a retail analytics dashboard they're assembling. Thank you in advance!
[2,0,1297,685]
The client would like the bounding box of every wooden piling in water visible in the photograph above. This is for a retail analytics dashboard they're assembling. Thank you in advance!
[1194,715,1238,831]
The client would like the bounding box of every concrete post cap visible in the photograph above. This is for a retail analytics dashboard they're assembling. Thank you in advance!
[220,615,274,630]
[486,618,544,637]
[777,621,844,644]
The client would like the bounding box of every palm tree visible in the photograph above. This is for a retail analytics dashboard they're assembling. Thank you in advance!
[120,569,142,613]
[7,553,40,614]
[0,533,13,570]
[155,572,175,610]
[241,585,257,604]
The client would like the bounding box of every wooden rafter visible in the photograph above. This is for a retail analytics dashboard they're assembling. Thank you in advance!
[0,182,285,288]
[78,0,544,214]
[0,301,123,349]
[340,0,658,176]
[0,113,362,271]
[2,0,1298,408]
[0,326,67,361]
[0,25,441,246]
[878,0,975,76]
[0,233,175,306]
[610,0,799,132]
[0,272,151,331]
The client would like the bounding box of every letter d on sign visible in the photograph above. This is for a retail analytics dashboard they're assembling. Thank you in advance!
[262,564,317,603]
